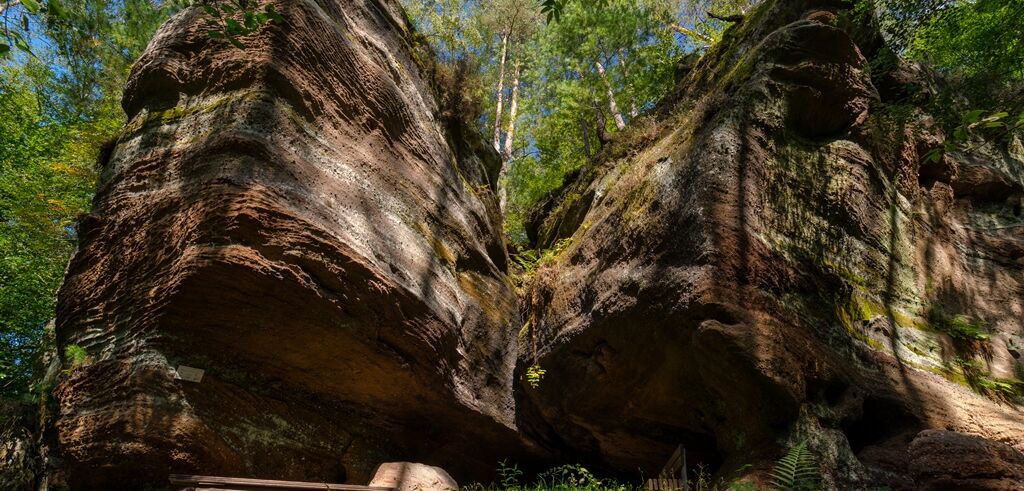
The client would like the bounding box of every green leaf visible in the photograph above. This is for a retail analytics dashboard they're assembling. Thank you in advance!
[225,33,245,49]
[220,4,235,14]
[14,35,32,55]
[921,148,943,163]
[768,441,818,491]
[201,4,220,18]
[264,4,283,23]
[0,43,10,57]
[207,30,225,39]
[224,18,244,34]
[21,0,41,14]
[962,109,985,125]
[243,11,256,30]
[45,0,64,18]
[22,14,30,31]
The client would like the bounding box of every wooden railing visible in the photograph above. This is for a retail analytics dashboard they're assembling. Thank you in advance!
[169,474,397,491]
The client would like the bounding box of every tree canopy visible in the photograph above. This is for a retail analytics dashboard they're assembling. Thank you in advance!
[0,0,170,397]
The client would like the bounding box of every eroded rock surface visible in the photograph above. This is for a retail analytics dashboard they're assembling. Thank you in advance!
[0,400,38,490]
[50,0,1024,489]
[908,429,1024,490]
[520,0,1024,488]
[54,0,526,487]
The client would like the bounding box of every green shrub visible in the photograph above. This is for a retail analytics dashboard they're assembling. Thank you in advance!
[465,463,630,491]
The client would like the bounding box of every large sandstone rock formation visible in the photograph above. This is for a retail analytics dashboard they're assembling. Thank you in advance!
[520,0,1024,488]
[49,0,1024,489]
[53,0,528,487]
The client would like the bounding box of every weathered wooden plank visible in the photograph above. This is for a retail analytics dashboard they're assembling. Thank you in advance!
[169,474,396,491]
[644,478,684,491]
[659,445,684,478]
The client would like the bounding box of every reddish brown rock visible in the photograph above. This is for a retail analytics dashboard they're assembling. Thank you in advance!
[520,0,1024,487]
[53,0,529,488]
[909,429,1024,490]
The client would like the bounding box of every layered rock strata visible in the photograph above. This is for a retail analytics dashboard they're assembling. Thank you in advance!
[54,0,524,487]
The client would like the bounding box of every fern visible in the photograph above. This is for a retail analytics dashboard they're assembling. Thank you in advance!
[768,441,819,491]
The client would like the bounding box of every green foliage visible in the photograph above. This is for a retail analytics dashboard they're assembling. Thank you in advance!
[63,343,87,368]
[403,0,684,246]
[498,460,524,488]
[768,441,819,491]
[539,0,607,24]
[178,0,283,48]
[1,0,168,397]
[468,462,752,491]
[921,109,1024,163]
[928,310,989,341]
[909,0,1024,81]
[466,463,630,491]
[867,0,1024,156]
[525,364,546,388]
[512,237,573,276]
[955,357,1024,401]
[0,73,99,396]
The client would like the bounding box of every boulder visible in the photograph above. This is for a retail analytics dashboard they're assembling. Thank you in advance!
[369,462,458,491]
[909,430,1024,490]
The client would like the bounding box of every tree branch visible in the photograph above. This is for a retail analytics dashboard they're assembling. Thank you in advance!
[668,22,713,46]
[707,11,743,24]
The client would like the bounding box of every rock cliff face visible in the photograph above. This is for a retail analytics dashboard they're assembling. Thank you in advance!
[51,0,1024,489]
[521,0,1024,488]
[54,0,526,487]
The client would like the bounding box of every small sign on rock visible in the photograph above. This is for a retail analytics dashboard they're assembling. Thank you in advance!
[174,365,205,383]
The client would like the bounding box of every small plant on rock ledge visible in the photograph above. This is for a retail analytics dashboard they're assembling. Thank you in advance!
[525,364,546,388]
[62,344,90,375]
[955,357,1024,402]
[928,310,989,342]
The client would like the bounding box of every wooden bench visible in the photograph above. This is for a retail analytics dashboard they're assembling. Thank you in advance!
[169,474,397,491]
[643,445,690,491]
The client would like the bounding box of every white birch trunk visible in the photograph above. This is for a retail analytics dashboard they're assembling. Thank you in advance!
[594,58,626,130]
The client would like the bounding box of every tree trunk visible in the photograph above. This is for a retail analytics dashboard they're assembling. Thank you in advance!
[594,58,625,130]
[502,62,521,163]
[579,115,591,158]
[592,99,611,145]
[492,31,509,153]
[498,61,521,213]
[617,48,639,118]
[497,163,509,214]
